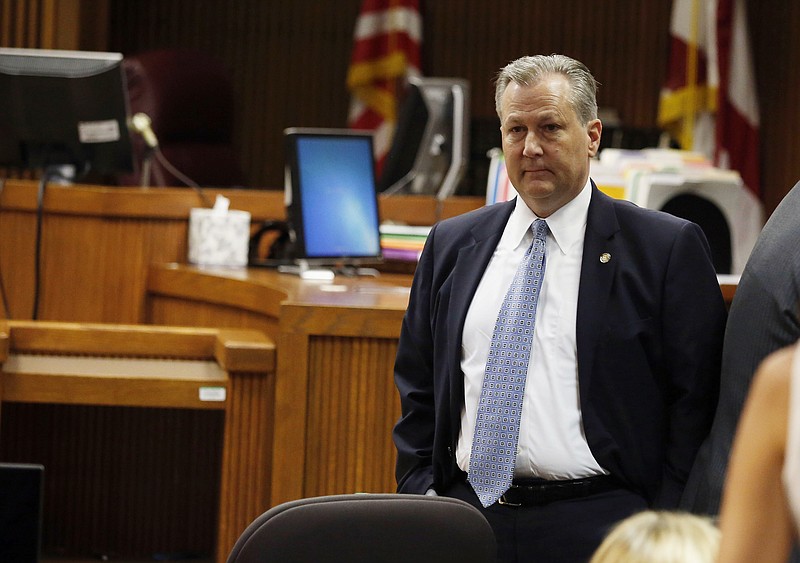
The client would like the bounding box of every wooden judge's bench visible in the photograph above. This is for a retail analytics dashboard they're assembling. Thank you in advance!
[0,179,737,561]
[0,179,482,562]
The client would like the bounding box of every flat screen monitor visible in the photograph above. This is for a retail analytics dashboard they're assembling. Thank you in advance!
[377,76,469,200]
[283,127,382,273]
[0,47,133,180]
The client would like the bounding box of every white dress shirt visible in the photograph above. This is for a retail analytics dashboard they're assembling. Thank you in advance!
[457,179,606,480]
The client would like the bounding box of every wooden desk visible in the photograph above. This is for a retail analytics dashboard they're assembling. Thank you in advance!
[0,320,275,563]
[0,179,483,324]
[146,265,412,506]
[0,180,284,323]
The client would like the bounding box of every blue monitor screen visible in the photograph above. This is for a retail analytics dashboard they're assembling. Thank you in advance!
[286,128,381,262]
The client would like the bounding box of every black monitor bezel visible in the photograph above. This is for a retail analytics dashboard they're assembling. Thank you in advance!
[0,47,134,179]
[377,76,470,200]
[283,127,383,267]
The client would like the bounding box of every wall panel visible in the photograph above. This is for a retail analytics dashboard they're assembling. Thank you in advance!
[304,335,400,498]
[748,0,800,213]
[0,0,90,49]
[3,1,799,213]
[0,403,224,558]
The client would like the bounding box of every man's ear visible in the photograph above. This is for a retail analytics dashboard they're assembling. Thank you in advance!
[587,119,602,157]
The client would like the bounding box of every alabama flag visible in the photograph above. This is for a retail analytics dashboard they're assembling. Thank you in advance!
[658,0,760,198]
[346,0,422,175]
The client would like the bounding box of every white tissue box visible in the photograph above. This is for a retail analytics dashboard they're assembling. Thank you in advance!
[188,208,251,267]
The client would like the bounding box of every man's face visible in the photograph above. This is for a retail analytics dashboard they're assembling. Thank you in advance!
[499,74,601,217]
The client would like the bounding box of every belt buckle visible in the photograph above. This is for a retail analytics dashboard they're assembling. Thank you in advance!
[497,493,521,507]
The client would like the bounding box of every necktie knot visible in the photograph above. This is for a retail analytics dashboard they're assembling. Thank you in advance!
[532,218,548,247]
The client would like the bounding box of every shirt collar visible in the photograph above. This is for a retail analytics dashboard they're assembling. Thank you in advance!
[509,177,592,254]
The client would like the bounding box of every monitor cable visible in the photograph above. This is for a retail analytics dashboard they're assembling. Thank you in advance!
[30,165,76,320]
[0,178,11,319]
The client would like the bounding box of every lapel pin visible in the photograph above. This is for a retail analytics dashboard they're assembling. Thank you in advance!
[599,252,611,264]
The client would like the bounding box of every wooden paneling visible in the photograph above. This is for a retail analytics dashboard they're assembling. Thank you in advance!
[0,180,481,324]
[0,321,276,562]
[105,0,363,196]
[0,402,224,557]
[272,289,409,505]
[103,1,676,195]
[304,335,400,497]
[148,296,280,342]
[1,0,52,48]
[5,2,797,213]
[748,0,800,214]
[0,0,104,49]
[0,181,285,323]
[100,0,799,215]
[216,368,274,563]
[143,265,412,507]
[422,1,673,129]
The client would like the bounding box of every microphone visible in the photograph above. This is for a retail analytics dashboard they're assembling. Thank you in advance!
[127,112,211,206]
[129,112,159,149]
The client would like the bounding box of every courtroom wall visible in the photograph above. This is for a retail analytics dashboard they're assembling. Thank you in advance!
[3,0,799,214]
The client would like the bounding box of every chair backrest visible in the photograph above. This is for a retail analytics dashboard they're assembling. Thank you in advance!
[119,48,247,188]
[226,493,497,563]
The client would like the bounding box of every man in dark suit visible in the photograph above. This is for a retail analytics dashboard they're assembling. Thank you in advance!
[681,179,800,516]
[392,54,726,562]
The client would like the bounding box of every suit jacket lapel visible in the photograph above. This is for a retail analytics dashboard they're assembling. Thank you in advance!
[576,186,620,389]
[446,201,513,432]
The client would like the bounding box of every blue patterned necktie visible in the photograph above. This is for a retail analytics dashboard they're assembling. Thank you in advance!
[468,219,548,507]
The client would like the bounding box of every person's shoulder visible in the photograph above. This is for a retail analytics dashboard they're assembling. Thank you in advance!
[757,345,797,389]
[594,192,698,245]
[434,199,513,234]
[748,344,798,412]
[450,199,513,222]
[607,194,691,229]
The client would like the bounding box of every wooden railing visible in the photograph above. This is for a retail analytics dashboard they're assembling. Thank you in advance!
[0,320,275,562]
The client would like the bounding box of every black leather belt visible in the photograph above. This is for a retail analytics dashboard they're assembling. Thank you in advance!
[498,475,620,507]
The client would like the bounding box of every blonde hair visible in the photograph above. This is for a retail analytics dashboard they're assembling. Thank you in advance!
[590,511,720,563]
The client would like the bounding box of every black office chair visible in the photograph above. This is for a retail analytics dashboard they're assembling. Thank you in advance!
[226,493,497,563]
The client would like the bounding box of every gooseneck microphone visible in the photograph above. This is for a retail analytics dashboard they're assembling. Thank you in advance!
[127,112,212,207]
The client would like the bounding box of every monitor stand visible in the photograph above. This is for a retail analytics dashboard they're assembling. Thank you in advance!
[277,260,380,281]
[335,265,380,278]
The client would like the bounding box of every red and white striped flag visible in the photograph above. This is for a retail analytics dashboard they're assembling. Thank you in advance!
[657,0,718,157]
[347,0,422,175]
[658,0,760,197]
[715,0,760,197]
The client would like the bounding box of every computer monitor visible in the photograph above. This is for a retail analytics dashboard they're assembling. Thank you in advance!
[283,127,382,277]
[0,47,133,180]
[0,463,44,563]
[377,76,470,200]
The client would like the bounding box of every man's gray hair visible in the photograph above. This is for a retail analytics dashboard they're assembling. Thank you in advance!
[494,54,599,125]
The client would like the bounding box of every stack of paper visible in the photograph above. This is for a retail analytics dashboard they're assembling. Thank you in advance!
[379,224,431,262]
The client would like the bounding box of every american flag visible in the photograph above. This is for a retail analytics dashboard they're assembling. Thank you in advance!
[346,0,422,175]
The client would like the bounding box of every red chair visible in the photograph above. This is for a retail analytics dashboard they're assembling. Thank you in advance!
[119,48,247,188]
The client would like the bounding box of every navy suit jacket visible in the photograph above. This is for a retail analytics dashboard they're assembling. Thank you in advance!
[393,184,726,508]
